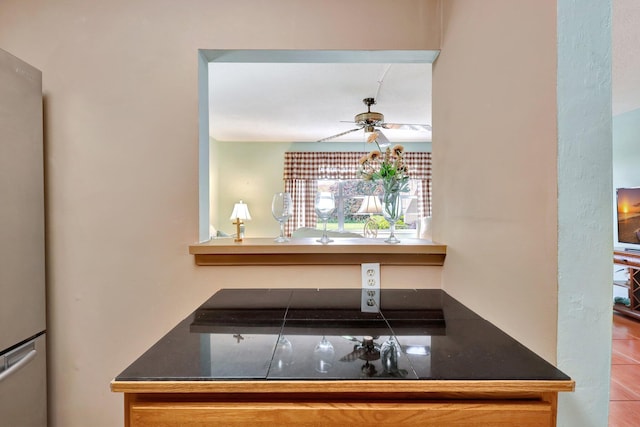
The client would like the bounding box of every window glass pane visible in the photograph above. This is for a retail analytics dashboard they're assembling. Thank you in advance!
[315,179,421,237]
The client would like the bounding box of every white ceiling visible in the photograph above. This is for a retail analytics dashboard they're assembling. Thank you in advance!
[209,62,432,143]
[208,2,639,143]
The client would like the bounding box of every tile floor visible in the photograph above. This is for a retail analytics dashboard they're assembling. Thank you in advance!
[610,313,640,426]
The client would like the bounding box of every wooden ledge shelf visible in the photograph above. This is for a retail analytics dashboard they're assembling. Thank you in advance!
[189,238,446,266]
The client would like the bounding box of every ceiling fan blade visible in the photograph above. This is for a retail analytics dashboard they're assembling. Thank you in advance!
[317,127,362,142]
[382,123,432,132]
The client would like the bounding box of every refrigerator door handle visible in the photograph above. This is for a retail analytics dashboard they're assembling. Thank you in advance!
[0,341,37,383]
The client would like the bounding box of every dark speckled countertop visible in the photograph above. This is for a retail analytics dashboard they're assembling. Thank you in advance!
[115,289,570,382]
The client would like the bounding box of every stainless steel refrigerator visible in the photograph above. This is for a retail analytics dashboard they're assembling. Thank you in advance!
[0,48,47,426]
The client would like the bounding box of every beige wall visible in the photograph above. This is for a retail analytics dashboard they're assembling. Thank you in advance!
[433,1,558,361]
[0,1,442,426]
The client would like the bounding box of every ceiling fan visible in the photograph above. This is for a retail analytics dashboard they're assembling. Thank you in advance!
[317,97,432,143]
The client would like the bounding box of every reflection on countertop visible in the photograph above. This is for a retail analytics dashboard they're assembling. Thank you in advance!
[115,289,570,384]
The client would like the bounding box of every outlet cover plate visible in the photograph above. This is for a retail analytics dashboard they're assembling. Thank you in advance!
[361,263,380,312]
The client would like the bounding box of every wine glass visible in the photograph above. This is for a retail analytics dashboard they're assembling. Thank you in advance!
[273,336,294,371]
[315,192,335,244]
[271,192,293,243]
[313,336,335,374]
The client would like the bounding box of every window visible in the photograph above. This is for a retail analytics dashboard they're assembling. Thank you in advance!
[282,151,431,237]
[316,179,423,237]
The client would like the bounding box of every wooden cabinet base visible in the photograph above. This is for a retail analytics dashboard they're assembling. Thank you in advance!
[122,391,560,427]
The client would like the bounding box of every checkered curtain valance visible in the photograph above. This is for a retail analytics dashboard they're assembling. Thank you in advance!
[283,151,432,180]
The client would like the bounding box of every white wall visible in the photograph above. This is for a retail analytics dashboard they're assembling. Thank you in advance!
[612,108,640,246]
[611,109,640,318]
[556,1,612,425]
[0,1,442,426]
[613,108,640,189]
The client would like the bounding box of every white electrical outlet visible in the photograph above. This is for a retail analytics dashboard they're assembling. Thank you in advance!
[361,263,380,289]
[361,263,380,313]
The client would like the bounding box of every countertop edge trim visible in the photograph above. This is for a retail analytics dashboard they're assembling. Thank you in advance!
[111,379,575,394]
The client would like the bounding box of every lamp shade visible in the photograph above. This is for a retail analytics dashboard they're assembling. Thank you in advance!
[229,201,252,220]
[357,195,382,214]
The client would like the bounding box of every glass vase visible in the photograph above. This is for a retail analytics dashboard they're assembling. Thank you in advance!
[382,188,402,244]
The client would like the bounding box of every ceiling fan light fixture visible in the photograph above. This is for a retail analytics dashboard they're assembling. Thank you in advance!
[364,128,377,144]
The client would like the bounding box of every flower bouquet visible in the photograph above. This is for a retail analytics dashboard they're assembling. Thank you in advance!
[358,132,409,243]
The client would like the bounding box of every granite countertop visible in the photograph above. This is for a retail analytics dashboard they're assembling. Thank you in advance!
[115,289,570,382]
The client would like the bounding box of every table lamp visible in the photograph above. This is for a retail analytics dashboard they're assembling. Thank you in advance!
[357,195,382,214]
[357,195,382,238]
[230,201,251,242]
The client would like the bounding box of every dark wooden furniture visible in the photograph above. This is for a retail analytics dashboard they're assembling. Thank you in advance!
[613,250,640,320]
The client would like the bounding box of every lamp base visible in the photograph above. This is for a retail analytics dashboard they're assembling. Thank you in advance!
[233,218,244,242]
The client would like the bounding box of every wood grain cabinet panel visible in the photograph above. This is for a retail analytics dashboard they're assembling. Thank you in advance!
[124,393,559,427]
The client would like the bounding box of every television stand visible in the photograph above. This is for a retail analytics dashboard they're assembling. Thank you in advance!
[613,250,640,319]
